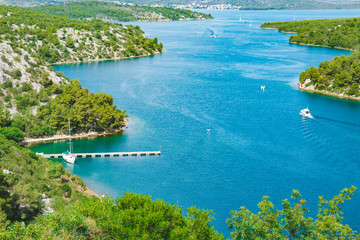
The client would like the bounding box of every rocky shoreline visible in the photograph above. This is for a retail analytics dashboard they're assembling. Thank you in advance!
[21,129,124,146]
[49,50,165,66]
[298,83,360,101]
[289,42,355,52]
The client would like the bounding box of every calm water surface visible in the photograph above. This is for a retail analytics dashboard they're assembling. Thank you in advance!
[32,10,360,235]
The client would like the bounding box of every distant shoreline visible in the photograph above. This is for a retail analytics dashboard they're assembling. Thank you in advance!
[48,50,165,66]
[298,84,360,102]
[259,27,297,34]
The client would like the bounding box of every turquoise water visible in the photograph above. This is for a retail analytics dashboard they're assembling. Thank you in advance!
[32,10,360,235]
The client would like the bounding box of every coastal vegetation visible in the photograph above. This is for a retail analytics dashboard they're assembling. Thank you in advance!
[260,18,360,99]
[299,52,360,97]
[32,1,213,22]
[260,18,360,51]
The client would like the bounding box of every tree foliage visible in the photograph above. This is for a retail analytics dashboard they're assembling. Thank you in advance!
[227,187,359,239]
[299,52,360,96]
[35,80,128,135]
[76,192,222,239]
[0,127,24,142]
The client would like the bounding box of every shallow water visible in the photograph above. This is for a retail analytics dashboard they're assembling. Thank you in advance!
[32,10,360,236]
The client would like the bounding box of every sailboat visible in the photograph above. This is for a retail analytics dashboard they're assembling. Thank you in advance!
[249,20,253,27]
[63,118,76,164]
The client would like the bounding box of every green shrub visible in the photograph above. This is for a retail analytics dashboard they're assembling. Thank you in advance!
[47,163,64,179]
[0,127,24,142]
[61,184,72,198]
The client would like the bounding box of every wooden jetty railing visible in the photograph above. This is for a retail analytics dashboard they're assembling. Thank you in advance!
[36,151,161,159]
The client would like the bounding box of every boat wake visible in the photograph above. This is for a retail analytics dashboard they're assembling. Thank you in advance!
[312,115,360,127]
[299,112,360,169]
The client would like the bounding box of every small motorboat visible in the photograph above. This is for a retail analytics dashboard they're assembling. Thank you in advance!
[261,85,265,90]
[300,108,313,118]
[211,35,216,38]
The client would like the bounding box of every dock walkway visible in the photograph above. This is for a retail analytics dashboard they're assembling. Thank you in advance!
[37,151,161,159]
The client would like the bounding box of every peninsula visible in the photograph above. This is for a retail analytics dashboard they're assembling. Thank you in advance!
[260,18,360,101]
[0,4,164,143]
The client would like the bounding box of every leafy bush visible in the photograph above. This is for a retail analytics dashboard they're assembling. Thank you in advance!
[61,184,72,198]
[0,127,24,142]
[47,163,64,179]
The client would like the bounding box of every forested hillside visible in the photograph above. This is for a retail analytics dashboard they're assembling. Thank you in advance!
[32,1,213,22]
[0,5,163,139]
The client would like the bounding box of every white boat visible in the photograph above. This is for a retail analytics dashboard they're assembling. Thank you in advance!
[299,108,313,118]
[211,35,216,38]
[249,20,253,27]
[261,85,265,90]
[63,118,76,164]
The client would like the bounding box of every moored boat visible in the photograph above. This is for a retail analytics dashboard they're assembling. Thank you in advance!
[63,118,76,164]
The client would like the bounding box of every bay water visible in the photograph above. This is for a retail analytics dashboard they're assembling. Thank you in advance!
[32,10,360,235]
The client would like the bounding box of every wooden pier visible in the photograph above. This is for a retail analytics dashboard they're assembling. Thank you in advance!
[37,151,161,159]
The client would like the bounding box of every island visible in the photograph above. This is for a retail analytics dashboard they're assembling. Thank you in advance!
[260,18,360,101]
